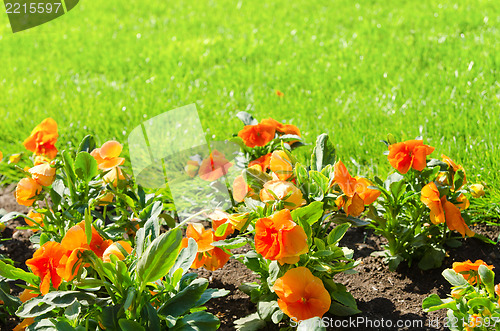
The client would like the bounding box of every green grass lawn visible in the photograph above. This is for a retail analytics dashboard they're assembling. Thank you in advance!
[0,0,499,202]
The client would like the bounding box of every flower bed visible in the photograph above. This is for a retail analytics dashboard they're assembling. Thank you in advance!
[0,114,498,330]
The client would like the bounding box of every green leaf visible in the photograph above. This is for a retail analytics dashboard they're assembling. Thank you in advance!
[313,250,334,258]
[64,301,81,321]
[169,238,198,279]
[468,297,494,311]
[271,309,283,324]
[195,288,230,307]
[294,163,309,187]
[77,135,97,153]
[55,320,75,331]
[297,317,326,331]
[0,260,38,284]
[478,264,495,295]
[158,278,209,317]
[310,134,336,171]
[236,111,258,126]
[85,209,92,246]
[214,223,229,237]
[442,269,468,287]
[137,228,183,285]
[17,291,96,318]
[119,319,145,331]
[171,311,221,331]
[309,170,330,193]
[0,286,21,314]
[27,319,57,330]
[74,152,98,182]
[314,238,326,251]
[234,312,266,331]
[418,247,445,270]
[327,223,350,245]
[422,294,457,312]
[211,237,247,249]
[331,289,357,310]
[329,301,361,316]
[257,300,279,321]
[0,211,26,224]
[144,302,161,331]
[329,213,370,227]
[291,201,324,225]
[238,283,260,296]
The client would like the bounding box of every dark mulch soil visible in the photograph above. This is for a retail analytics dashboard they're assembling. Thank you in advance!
[1,184,499,330]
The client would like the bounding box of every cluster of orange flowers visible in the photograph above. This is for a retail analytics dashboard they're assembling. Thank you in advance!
[15,119,59,207]
[25,222,131,295]
[387,139,475,238]
[238,118,300,148]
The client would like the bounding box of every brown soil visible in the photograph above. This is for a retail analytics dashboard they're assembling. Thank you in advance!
[1,185,499,330]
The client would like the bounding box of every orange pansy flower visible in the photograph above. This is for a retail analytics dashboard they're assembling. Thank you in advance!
[333,161,379,216]
[61,222,112,258]
[198,150,233,182]
[15,178,42,207]
[421,182,474,237]
[452,260,494,285]
[388,140,435,174]
[335,194,365,217]
[276,90,284,97]
[23,118,58,159]
[181,223,230,271]
[25,210,44,231]
[333,161,358,197]
[102,241,133,263]
[249,153,272,172]
[182,223,214,253]
[255,209,308,264]
[209,210,235,239]
[270,150,293,181]
[25,241,67,295]
[238,123,276,148]
[29,162,56,187]
[273,267,331,322]
[90,140,125,170]
[59,222,112,281]
[495,284,500,305]
[354,177,380,206]
[0,151,2,162]
[260,180,304,210]
[421,182,446,224]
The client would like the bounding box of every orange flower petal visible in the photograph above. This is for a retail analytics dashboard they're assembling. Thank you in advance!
[443,200,474,238]
[100,141,123,159]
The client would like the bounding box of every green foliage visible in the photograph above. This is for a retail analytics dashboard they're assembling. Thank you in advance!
[423,264,500,331]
